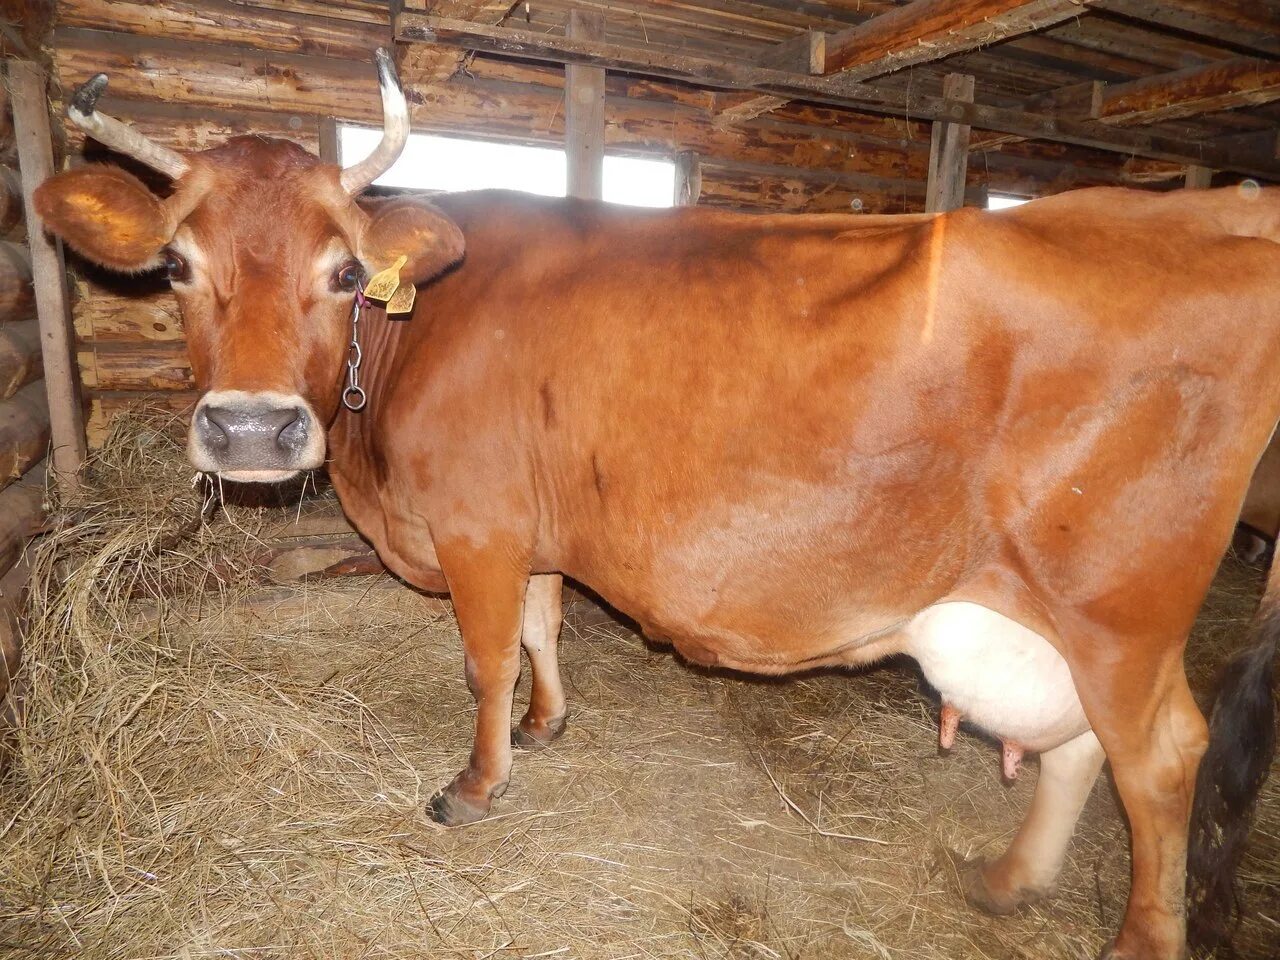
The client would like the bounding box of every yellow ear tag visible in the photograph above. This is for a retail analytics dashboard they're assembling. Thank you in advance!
[386,281,416,316]
[363,254,407,303]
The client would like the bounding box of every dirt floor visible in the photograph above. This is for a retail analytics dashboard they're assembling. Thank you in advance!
[0,422,1276,959]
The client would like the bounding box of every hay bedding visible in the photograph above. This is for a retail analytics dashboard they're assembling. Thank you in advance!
[0,411,1276,959]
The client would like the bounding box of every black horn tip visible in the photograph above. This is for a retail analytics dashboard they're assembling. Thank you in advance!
[374,47,401,92]
[69,73,110,116]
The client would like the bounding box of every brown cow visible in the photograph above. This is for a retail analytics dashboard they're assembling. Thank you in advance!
[34,54,1279,960]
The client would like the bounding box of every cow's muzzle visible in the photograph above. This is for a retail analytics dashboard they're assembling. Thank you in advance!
[188,390,325,483]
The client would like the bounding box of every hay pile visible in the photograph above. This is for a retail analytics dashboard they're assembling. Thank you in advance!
[0,411,1275,959]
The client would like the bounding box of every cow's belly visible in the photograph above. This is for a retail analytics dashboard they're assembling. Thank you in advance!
[903,601,1089,753]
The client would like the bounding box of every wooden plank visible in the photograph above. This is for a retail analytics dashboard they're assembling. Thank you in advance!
[565,10,605,201]
[926,74,975,213]
[0,380,50,493]
[71,282,181,342]
[0,241,32,323]
[77,340,192,391]
[823,0,1100,78]
[0,321,41,399]
[9,61,87,491]
[674,150,701,206]
[1185,164,1214,189]
[395,14,1280,178]
[1097,57,1280,126]
[713,92,790,126]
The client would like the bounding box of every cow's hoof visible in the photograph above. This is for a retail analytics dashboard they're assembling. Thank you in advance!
[947,850,1042,916]
[427,787,491,827]
[512,714,568,750]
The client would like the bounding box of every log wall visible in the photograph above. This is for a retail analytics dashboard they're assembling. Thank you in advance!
[49,0,1150,444]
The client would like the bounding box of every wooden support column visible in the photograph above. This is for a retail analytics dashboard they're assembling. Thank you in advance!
[925,74,975,213]
[318,116,340,165]
[1185,165,1214,189]
[565,10,605,201]
[674,151,701,206]
[9,61,87,491]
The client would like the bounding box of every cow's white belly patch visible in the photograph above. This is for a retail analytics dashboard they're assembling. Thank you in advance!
[903,601,1090,753]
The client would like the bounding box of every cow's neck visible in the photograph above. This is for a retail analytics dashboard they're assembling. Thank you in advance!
[327,303,407,487]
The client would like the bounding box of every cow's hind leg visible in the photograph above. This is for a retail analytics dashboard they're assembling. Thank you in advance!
[513,573,569,749]
[958,729,1105,913]
[1069,639,1208,960]
[428,539,528,827]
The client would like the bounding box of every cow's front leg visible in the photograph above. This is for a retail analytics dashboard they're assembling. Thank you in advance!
[429,540,528,827]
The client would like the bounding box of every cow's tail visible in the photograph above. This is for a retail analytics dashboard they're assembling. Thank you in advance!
[1186,557,1279,952]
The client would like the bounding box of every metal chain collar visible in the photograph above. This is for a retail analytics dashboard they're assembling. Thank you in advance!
[342,283,368,412]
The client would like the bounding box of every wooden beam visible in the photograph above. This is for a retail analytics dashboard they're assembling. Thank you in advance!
[1097,57,1280,126]
[757,30,825,75]
[8,60,87,491]
[1025,79,1105,117]
[674,150,701,206]
[395,14,1280,179]
[1095,0,1280,59]
[1185,164,1214,189]
[823,0,1100,78]
[927,74,976,213]
[0,380,50,493]
[719,1,1098,123]
[0,321,41,400]
[565,10,605,201]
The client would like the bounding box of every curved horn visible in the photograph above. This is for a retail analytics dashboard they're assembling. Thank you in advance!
[66,74,190,180]
[339,48,409,194]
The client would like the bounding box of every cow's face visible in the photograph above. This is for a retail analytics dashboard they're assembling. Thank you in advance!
[34,52,463,483]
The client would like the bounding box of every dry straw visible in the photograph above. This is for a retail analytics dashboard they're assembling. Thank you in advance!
[0,409,1275,959]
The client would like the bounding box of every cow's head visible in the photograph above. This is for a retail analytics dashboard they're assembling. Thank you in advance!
[35,50,464,482]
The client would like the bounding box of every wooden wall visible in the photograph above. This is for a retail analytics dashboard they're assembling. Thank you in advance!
[49,0,1153,444]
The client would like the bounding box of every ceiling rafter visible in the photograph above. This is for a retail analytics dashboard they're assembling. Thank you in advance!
[394,13,1280,179]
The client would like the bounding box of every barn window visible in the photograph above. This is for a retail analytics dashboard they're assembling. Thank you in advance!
[987,194,1030,210]
[339,127,676,207]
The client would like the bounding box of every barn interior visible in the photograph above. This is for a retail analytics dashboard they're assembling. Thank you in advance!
[0,1,1278,958]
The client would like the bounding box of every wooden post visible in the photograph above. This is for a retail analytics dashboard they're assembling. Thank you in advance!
[1185,165,1214,189]
[318,116,340,165]
[674,150,701,206]
[926,73,975,213]
[565,10,605,201]
[9,61,87,491]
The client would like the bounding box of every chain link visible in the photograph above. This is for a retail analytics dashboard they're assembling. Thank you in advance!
[342,287,368,412]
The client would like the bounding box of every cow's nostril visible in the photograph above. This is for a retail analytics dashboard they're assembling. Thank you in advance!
[275,407,308,453]
[198,407,231,450]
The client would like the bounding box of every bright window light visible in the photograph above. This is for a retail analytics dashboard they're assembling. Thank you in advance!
[340,127,675,207]
[988,194,1030,210]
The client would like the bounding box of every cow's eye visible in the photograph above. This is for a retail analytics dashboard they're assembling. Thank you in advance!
[162,249,189,283]
[334,261,363,292]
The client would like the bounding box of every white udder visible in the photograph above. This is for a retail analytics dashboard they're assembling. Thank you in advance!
[903,601,1090,752]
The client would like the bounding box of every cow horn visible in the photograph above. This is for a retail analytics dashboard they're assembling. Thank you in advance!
[66,73,190,179]
[339,48,410,194]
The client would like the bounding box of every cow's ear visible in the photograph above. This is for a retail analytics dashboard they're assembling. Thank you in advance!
[34,165,174,272]
[357,198,465,286]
